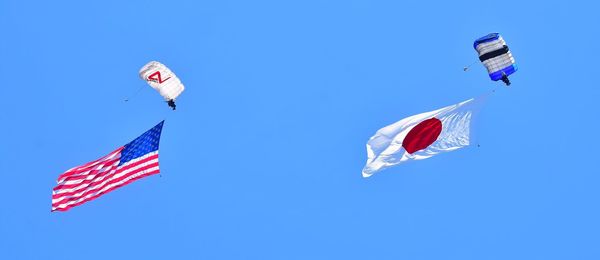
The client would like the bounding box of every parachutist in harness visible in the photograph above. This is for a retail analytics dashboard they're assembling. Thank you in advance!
[139,61,185,111]
[473,33,517,86]
[167,100,176,110]
[501,72,511,86]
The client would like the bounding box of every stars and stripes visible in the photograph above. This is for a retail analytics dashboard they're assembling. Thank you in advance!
[52,121,164,212]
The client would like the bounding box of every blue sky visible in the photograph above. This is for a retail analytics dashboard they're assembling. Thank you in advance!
[1,0,599,259]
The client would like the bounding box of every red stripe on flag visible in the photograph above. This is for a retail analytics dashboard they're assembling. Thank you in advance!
[52,168,160,212]
[57,148,123,182]
[52,158,158,200]
[53,163,120,191]
[52,163,159,210]
[52,154,158,191]
[52,158,159,211]
[54,158,121,187]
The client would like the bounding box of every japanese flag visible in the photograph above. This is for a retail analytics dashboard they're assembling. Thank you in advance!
[362,98,480,178]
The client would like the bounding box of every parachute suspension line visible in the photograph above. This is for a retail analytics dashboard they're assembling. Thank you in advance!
[481,87,497,100]
[475,87,499,148]
[124,85,146,102]
[463,60,478,72]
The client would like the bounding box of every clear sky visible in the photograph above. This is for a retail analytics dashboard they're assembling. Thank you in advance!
[1,0,599,259]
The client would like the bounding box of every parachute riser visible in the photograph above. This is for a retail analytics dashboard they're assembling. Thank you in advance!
[124,84,147,102]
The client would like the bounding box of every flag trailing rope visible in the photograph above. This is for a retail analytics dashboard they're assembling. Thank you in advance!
[52,121,164,212]
[362,98,479,178]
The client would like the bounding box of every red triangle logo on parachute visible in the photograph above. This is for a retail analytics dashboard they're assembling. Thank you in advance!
[147,71,171,84]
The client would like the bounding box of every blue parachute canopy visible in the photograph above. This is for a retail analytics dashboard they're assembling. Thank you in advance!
[474,33,517,85]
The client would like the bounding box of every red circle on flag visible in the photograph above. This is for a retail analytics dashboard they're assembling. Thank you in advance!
[402,118,442,154]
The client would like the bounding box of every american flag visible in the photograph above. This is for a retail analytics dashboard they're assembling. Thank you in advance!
[52,121,164,212]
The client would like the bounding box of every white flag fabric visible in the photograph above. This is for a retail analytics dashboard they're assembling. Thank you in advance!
[362,98,479,178]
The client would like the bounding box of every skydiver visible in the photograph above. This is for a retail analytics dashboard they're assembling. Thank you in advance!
[501,72,511,86]
[167,100,176,110]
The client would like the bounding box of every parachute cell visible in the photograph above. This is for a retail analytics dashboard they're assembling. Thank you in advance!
[474,33,517,86]
[139,61,184,110]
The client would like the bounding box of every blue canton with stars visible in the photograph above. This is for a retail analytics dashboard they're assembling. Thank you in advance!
[118,121,164,166]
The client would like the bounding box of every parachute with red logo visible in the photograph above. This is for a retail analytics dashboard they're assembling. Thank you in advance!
[139,61,184,110]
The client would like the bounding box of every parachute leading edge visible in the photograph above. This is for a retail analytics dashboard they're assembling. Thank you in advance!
[474,33,517,86]
[139,61,184,110]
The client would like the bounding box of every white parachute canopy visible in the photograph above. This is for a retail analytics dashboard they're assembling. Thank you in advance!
[139,61,184,109]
